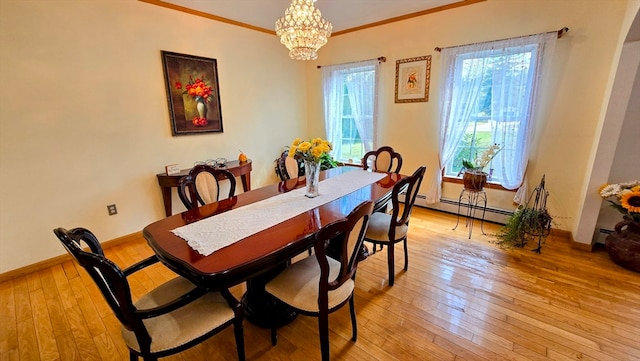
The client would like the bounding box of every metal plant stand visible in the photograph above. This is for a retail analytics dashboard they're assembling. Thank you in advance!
[521,175,552,253]
[453,189,487,239]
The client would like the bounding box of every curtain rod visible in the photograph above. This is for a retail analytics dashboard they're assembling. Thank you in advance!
[317,56,386,69]
[434,27,568,52]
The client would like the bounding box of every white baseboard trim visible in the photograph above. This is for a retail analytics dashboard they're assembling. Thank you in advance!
[414,194,513,224]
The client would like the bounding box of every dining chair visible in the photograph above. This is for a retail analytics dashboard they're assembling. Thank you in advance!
[53,227,246,361]
[361,146,403,174]
[178,164,237,210]
[363,165,426,286]
[275,148,303,181]
[362,146,405,254]
[264,201,374,361]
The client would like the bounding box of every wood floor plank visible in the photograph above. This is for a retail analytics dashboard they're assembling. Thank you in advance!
[2,207,640,360]
[0,280,18,354]
[16,318,39,361]
[92,332,122,361]
[100,314,129,360]
[49,264,77,311]
[28,288,59,361]
[64,304,102,361]
[67,276,106,337]
[0,348,19,361]
[53,331,79,361]
[11,277,32,324]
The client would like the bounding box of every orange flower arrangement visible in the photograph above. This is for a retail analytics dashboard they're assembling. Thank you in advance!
[175,75,214,104]
[175,75,214,126]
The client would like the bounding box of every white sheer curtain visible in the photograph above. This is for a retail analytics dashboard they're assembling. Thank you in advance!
[322,59,380,158]
[426,32,556,204]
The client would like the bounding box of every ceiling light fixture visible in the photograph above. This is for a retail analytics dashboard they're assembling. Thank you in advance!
[275,0,332,61]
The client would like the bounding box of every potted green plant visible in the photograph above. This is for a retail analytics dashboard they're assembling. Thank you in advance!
[492,205,553,250]
[461,144,501,191]
[492,175,553,252]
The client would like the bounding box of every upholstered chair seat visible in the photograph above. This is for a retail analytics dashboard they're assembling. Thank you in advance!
[265,256,354,313]
[364,212,409,243]
[122,277,235,354]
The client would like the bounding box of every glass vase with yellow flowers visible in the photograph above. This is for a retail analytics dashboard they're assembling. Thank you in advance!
[289,138,332,198]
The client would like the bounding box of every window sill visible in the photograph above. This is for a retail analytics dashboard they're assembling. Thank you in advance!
[340,161,363,167]
[443,176,515,192]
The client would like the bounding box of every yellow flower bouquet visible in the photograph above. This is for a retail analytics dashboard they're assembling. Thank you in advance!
[288,138,332,163]
[288,138,332,197]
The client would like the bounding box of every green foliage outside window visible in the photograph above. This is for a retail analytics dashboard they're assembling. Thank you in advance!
[450,128,494,176]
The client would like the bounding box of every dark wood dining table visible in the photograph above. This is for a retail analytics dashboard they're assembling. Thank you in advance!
[143,166,404,328]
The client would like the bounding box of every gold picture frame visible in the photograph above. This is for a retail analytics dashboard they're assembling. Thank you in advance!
[395,55,431,103]
[161,51,223,135]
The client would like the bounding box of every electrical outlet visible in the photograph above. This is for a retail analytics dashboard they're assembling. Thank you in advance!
[107,204,118,216]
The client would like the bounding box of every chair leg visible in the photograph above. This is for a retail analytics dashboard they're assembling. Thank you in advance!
[234,319,246,361]
[318,313,330,361]
[270,328,278,346]
[387,243,395,286]
[349,295,357,341]
[369,242,383,254]
[403,238,409,271]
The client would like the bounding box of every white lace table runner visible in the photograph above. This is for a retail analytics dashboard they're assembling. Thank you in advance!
[172,170,385,256]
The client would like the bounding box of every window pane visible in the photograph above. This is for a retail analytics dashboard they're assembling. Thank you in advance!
[333,69,374,163]
[323,62,377,164]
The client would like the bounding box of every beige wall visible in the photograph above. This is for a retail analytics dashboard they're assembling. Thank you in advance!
[307,0,636,237]
[0,0,637,273]
[0,0,307,273]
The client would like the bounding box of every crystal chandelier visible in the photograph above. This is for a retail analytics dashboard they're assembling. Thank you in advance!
[275,0,332,61]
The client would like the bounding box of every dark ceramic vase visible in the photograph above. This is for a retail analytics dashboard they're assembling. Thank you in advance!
[605,216,640,272]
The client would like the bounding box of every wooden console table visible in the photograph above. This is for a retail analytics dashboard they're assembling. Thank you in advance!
[156,159,252,216]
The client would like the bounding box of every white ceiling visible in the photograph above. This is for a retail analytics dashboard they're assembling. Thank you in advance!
[160,0,465,33]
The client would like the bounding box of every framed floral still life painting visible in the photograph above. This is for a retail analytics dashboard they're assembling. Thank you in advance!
[161,51,223,135]
[394,55,431,103]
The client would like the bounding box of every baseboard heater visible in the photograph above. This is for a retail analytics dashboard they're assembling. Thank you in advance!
[594,228,613,245]
[413,194,513,225]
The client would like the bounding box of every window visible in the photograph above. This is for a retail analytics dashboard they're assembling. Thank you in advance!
[426,32,557,204]
[322,60,380,163]
[444,46,541,184]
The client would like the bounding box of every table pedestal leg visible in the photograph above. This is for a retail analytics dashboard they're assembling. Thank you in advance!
[241,264,297,329]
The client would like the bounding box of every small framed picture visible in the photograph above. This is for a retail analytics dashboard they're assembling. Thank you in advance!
[395,55,431,103]
[161,51,224,135]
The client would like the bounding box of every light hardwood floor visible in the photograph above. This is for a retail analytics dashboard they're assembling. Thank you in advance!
[1,207,639,361]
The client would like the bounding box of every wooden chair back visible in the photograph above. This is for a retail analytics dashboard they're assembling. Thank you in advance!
[54,227,152,346]
[178,164,237,209]
[362,146,403,174]
[388,165,426,240]
[314,201,373,297]
[275,149,303,181]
